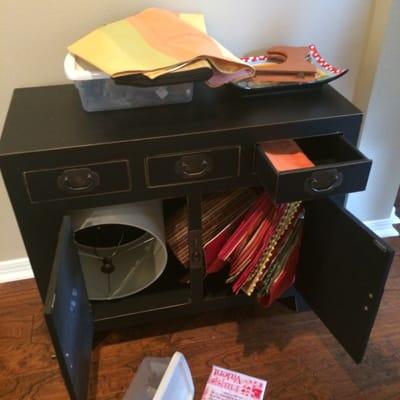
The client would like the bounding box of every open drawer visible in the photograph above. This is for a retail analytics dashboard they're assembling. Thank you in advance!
[256,134,372,203]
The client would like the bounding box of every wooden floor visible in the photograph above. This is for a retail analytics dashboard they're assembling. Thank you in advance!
[0,237,399,400]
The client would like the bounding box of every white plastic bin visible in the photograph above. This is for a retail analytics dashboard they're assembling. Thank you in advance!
[64,53,194,112]
[123,352,194,400]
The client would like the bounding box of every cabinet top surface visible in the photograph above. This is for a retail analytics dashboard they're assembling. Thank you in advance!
[0,83,361,156]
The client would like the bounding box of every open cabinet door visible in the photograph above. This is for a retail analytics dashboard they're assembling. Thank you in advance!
[44,216,93,400]
[296,199,394,363]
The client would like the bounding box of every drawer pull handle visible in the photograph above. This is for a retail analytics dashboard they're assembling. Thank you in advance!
[305,169,343,194]
[175,154,213,179]
[57,168,100,193]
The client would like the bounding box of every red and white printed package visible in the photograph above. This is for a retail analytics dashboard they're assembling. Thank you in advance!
[201,366,268,400]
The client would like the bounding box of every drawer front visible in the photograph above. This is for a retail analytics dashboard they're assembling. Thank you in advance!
[256,135,372,203]
[145,146,240,188]
[24,160,131,203]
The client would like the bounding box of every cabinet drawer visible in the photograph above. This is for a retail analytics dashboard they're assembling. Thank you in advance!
[256,134,371,203]
[145,146,240,188]
[24,160,131,203]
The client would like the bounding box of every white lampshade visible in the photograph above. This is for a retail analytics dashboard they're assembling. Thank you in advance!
[71,200,168,300]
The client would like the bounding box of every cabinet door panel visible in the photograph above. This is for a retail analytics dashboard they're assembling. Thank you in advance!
[296,199,394,362]
[44,216,93,400]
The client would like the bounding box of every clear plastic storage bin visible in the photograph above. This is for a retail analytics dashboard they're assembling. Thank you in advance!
[123,352,194,400]
[64,53,194,112]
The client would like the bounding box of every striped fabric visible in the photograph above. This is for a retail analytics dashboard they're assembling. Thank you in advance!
[165,189,258,268]
[68,8,254,87]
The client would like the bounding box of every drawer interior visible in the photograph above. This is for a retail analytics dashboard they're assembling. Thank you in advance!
[294,134,366,167]
[262,134,366,172]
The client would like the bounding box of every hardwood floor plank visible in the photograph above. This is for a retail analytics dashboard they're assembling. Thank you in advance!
[0,370,68,400]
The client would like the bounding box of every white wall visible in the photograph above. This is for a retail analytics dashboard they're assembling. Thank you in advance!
[347,0,400,221]
[353,0,392,112]
[0,0,373,261]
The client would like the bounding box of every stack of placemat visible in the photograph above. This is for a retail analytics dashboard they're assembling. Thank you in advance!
[68,8,254,87]
[166,189,304,307]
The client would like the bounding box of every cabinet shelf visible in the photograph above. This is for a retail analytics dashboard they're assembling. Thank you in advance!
[203,265,294,305]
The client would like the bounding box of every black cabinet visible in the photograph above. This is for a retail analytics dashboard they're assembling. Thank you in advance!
[0,83,394,400]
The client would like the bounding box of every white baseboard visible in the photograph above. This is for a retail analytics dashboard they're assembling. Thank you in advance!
[0,257,33,283]
[363,207,400,238]
[0,208,398,284]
